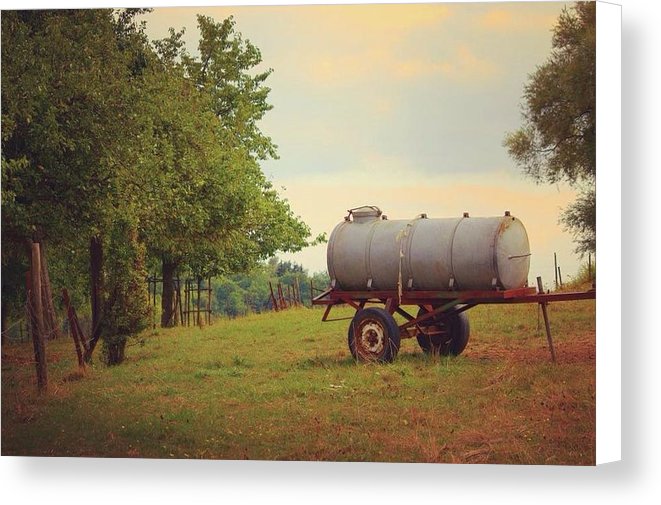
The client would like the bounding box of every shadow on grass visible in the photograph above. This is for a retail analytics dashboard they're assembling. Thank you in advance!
[294,349,467,371]
[295,355,356,370]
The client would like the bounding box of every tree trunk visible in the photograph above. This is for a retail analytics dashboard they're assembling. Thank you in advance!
[105,339,126,366]
[39,241,61,340]
[161,259,177,327]
[1,299,7,347]
[85,235,104,360]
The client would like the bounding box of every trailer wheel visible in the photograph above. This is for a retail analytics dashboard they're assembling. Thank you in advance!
[348,307,401,363]
[415,307,470,356]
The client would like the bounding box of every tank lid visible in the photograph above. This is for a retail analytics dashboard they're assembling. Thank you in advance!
[348,205,382,222]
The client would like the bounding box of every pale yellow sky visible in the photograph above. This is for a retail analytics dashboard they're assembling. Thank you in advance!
[138,1,586,287]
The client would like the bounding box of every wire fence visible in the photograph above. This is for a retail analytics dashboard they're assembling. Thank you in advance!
[2,303,90,345]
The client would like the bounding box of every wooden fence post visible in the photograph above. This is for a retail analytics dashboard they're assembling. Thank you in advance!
[186,279,190,327]
[62,288,85,369]
[177,278,185,326]
[207,277,213,326]
[278,283,287,309]
[269,281,278,311]
[197,277,202,327]
[39,242,60,340]
[29,242,48,391]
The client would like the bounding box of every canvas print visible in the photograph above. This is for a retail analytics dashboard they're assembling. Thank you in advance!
[1,2,596,464]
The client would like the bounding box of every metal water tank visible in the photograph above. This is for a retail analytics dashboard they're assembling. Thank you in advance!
[327,206,530,291]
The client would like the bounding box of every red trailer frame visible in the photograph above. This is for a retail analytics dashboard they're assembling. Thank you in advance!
[312,285,595,363]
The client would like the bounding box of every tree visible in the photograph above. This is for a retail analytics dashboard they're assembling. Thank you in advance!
[98,216,150,365]
[149,15,318,326]
[2,10,137,337]
[184,15,277,161]
[214,278,247,318]
[504,1,595,254]
[2,9,154,361]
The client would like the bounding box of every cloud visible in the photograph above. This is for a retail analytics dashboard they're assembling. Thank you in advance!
[306,42,499,89]
[142,5,503,90]
[434,45,500,82]
[477,7,559,32]
[291,4,454,87]
[309,4,452,41]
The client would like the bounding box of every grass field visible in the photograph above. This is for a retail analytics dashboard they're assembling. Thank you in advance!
[1,300,595,464]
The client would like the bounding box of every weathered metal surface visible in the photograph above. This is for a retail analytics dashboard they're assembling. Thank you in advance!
[327,206,531,292]
[312,287,594,307]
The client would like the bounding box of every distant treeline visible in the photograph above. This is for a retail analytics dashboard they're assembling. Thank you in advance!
[213,258,329,318]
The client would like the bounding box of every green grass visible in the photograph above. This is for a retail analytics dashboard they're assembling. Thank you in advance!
[1,301,595,464]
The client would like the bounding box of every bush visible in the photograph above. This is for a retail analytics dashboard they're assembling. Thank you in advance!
[561,260,596,291]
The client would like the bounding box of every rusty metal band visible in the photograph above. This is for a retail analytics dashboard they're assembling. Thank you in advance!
[447,216,466,289]
[364,220,379,289]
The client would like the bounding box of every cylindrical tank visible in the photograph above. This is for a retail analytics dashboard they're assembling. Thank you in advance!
[327,206,530,292]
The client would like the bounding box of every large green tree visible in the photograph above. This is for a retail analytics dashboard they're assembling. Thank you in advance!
[2,9,152,359]
[148,15,317,327]
[504,1,596,254]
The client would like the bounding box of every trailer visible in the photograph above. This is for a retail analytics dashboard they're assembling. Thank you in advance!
[313,206,595,363]
[312,284,595,363]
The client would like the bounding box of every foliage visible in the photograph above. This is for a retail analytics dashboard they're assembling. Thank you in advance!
[1,9,151,325]
[99,217,150,365]
[504,2,595,254]
[1,10,146,243]
[214,278,249,318]
[560,184,595,254]
[184,15,277,161]
[212,259,330,317]
[561,257,596,292]
[276,260,305,277]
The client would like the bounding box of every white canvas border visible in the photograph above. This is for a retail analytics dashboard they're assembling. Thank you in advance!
[3,0,650,503]
[595,0,621,465]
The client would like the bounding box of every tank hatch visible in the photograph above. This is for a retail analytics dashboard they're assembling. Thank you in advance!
[348,205,382,223]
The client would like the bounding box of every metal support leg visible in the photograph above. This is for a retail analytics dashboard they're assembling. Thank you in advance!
[537,277,557,363]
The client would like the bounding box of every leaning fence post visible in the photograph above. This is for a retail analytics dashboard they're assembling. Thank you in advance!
[62,288,85,369]
[269,281,278,312]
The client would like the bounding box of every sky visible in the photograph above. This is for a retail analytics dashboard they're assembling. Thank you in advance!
[137,1,583,288]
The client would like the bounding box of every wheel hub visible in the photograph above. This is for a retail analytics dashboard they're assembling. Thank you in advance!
[359,321,385,354]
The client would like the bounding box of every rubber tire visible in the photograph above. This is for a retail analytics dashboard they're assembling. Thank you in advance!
[415,307,470,356]
[348,307,401,363]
